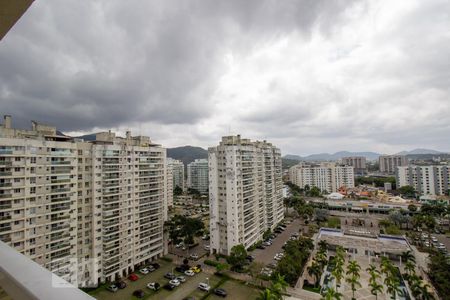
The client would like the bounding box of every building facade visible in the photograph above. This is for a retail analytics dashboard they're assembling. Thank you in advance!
[396,164,450,196]
[167,158,184,191]
[0,116,166,287]
[209,135,284,255]
[341,156,367,175]
[187,159,209,194]
[288,162,355,193]
[165,161,173,214]
[379,155,408,174]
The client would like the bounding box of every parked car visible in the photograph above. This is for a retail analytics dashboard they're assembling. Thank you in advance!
[116,281,127,289]
[198,282,211,292]
[185,269,195,276]
[107,284,118,293]
[128,273,139,281]
[190,266,201,273]
[246,255,255,262]
[176,276,186,283]
[146,265,156,272]
[147,282,160,291]
[204,245,210,251]
[152,262,160,269]
[132,289,145,298]
[202,235,210,240]
[163,283,176,290]
[164,272,176,280]
[175,265,190,273]
[214,288,227,297]
[169,279,181,287]
[257,244,266,249]
[190,253,199,260]
[176,243,184,248]
[139,268,149,274]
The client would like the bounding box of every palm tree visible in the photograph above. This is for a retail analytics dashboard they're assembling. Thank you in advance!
[332,262,344,290]
[321,287,343,300]
[369,279,383,300]
[257,288,276,300]
[318,240,329,253]
[366,264,379,275]
[270,273,288,299]
[405,260,416,276]
[346,274,362,300]
[308,260,322,287]
[417,283,435,300]
[384,273,401,300]
[401,250,416,264]
[346,260,361,278]
[316,251,328,269]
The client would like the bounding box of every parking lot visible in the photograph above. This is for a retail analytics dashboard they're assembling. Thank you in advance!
[251,218,302,265]
[87,258,258,300]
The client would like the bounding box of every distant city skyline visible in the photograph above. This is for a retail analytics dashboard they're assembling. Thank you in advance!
[1,0,449,155]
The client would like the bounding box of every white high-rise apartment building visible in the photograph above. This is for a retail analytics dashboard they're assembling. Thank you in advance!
[341,156,367,175]
[397,164,450,196]
[0,116,166,287]
[167,158,184,191]
[209,135,284,255]
[379,155,408,174]
[187,159,209,194]
[165,161,173,214]
[288,162,354,193]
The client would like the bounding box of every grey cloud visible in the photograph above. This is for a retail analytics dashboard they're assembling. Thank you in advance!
[0,0,358,131]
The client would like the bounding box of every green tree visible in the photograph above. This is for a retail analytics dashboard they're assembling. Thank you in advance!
[215,263,229,275]
[369,281,383,300]
[321,287,343,300]
[226,244,248,271]
[408,204,418,212]
[401,250,416,264]
[384,271,401,300]
[346,260,361,300]
[405,260,416,276]
[428,250,450,298]
[346,275,361,300]
[309,186,321,197]
[174,185,183,196]
[270,274,288,300]
[308,260,322,287]
[257,288,276,300]
[398,185,416,197]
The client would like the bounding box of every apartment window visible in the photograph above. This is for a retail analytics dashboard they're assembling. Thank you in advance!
[15,157,21,162]
[14,167,20,172]
[30,187,36,194]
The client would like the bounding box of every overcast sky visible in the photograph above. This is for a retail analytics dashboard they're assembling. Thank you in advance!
[1,0,449,155]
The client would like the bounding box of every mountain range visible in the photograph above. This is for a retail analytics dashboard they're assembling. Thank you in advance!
[167,146,208,166]
[283,148,446,162]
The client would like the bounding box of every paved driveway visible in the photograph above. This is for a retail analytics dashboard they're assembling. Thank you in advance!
[251,218,302,265]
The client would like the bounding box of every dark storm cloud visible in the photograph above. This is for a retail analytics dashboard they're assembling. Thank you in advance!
[0,0,357,131]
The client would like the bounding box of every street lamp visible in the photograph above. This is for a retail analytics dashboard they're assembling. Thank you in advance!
[206,277,209,286]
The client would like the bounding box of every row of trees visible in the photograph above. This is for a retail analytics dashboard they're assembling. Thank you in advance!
[320,248,434,300]
[273,237,314,285]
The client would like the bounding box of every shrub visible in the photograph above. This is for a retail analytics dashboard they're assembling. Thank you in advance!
[160,256,173,262]
[204,259,220,267]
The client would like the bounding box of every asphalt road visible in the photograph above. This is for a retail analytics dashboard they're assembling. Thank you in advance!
[251,218,302,265]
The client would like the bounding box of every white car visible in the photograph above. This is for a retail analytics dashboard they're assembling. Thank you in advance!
[139,268,149,274]
[176,243,183,248]
[169,279,181,287]
[190,254,199,260]
[176,276,186,283]
[198,282,210,292]
[185,270,195,276]
[147,282,160,290]
[204,245,210,251]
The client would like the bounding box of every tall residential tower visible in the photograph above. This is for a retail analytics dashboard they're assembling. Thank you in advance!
[208,135,283,255]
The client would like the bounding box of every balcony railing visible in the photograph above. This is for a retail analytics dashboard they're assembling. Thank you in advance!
[0,240,95,300]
